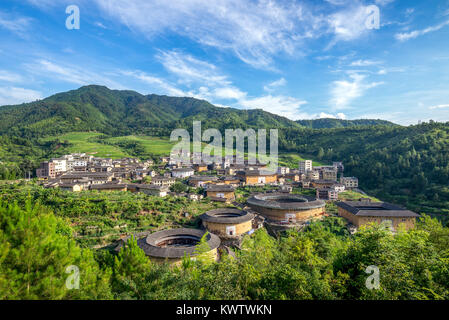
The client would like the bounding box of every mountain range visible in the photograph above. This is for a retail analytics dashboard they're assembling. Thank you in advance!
[0,85,395,138]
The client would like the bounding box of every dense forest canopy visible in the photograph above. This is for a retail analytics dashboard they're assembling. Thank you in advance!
[1,196,448,300]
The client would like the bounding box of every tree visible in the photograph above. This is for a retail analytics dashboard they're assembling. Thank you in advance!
[170,182,188,193]
[0,198,111,299]
[111,235,153,299]
[317,147,325,160]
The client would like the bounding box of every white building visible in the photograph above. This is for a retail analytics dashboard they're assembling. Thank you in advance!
[340,177,358,189]
[223,158,231,169]
[277,167,290,175]
[73,160,87,167]
[333,184,346,193]
[51,159,67,173]
[306,170,320,181]
[171,168,195,179]
[149,170,157,177]
[67,160,87,171]
[299,160,312,174]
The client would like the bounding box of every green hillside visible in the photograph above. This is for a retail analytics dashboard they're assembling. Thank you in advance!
[0,85,303,139]
[1,85,449,223]
[282,122,449,221]
[296,118,396,128]
[40,132,131,158]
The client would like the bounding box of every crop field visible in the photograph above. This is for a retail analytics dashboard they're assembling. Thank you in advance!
[104,135,176,156]
[42,132,324,167]
[41,132,130,158]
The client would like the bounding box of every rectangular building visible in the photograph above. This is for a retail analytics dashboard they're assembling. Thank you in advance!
[341,177,358,189]
[299,160,312,174]
[151,176,176,187]
[52,159,67,174]
[36,161,56,179]
[206,184,236,202]
[238,170,278,185]
[322,168,338,181]
[335,200,420,231]
[316,188,339,201]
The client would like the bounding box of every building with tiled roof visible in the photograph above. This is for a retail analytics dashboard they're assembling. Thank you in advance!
[335,199,420,231]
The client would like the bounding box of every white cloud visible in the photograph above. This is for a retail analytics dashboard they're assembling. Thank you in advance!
[0,70,23,83]
[240,95,308,120]
[0,87,42,105]
[376,66,406,75]
[0,12,32,36]
[263,78,287,92]
[120,70,186,96]
[327,5,374,44]
[213,87,247,100]
[94,22,107,29]
[89,0,394,68]
[349,59,383,67]
[429,104,449,110]
[92,0,334,69]
[405,8,415,16]
[155,50,249,101]
[25,59,125,89]
[356,111,403,123]
[25,0,62,8]
[375,0,395,5]
[318,112,347,119]
[395,20,449,41]
[337,112,347,119]
[330,73,383,110]
[129,50,309,120]
[156,50,230,86]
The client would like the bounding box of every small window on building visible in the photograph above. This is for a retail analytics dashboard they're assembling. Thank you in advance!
[226,226,236,236]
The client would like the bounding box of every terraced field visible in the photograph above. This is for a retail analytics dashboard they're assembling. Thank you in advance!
[104,135,176,156]
[41,132,130,158]
[42,132,326,167]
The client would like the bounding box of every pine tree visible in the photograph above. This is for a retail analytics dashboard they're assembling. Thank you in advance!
[0,198,111,299]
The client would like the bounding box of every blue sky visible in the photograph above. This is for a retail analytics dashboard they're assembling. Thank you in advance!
[1,0,449,125]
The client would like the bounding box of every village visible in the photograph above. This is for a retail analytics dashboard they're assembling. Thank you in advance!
[35,151,419,264]
[36,153,359,200]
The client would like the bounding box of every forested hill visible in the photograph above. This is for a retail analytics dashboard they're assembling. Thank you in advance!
[0,85,303,138]
[296,118,395,128]
[0,85,396,138]
[280,121,449,222]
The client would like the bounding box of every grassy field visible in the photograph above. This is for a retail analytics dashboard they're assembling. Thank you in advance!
[279,153,326,167]
[104,135,176,156]
[42,132,131,158]
[338,190,380,202]
[44,132,325,166]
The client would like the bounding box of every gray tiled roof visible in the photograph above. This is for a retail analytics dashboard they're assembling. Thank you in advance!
[124,228,221,259]
[200,208,254,224]
[206,184,235,192]
[245,169,277,176]
[90,184,127,190]
[247,193,325,210]
[335,201,420,217]
[189,175,219,181]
